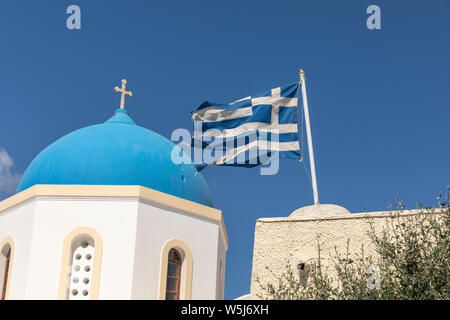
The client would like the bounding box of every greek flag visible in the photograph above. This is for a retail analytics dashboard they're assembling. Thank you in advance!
[191,83,301,169]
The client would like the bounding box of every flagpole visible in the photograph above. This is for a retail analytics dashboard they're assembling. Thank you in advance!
[299,69,320,205]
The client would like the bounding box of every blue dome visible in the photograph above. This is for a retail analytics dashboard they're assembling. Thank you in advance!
[16,109,213,207]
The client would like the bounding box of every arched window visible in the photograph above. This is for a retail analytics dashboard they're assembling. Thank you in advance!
[66,236,95,300]
[58,227,103,300]
[165,249,182,300]
[159,239,193,300]
[0,244,11,300]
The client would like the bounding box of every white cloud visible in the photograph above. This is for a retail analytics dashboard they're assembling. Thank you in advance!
[0,148,21,196]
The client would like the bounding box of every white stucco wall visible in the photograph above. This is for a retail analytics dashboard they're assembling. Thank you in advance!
[0,191,227,300]
[25,196,139,299]
[131,200,226,299]
[215,226,227,300]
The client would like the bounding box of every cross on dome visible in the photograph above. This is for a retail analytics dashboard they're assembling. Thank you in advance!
[114,79,133,109]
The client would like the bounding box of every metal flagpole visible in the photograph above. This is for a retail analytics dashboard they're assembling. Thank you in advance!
[299,69,320,205]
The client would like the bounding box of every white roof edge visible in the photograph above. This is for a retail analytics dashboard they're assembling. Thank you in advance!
[234,293,252,300]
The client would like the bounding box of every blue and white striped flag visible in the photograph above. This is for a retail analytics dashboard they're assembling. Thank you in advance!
[191,83,301,169]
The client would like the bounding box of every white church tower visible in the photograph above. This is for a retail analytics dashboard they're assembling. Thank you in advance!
[0,80,228,300]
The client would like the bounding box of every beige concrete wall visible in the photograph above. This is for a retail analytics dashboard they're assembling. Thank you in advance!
[249,210,424,299]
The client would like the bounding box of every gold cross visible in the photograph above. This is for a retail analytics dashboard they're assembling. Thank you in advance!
[114,79,133,109]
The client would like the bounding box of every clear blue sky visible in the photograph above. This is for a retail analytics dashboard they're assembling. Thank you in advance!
[0,1,449,299]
